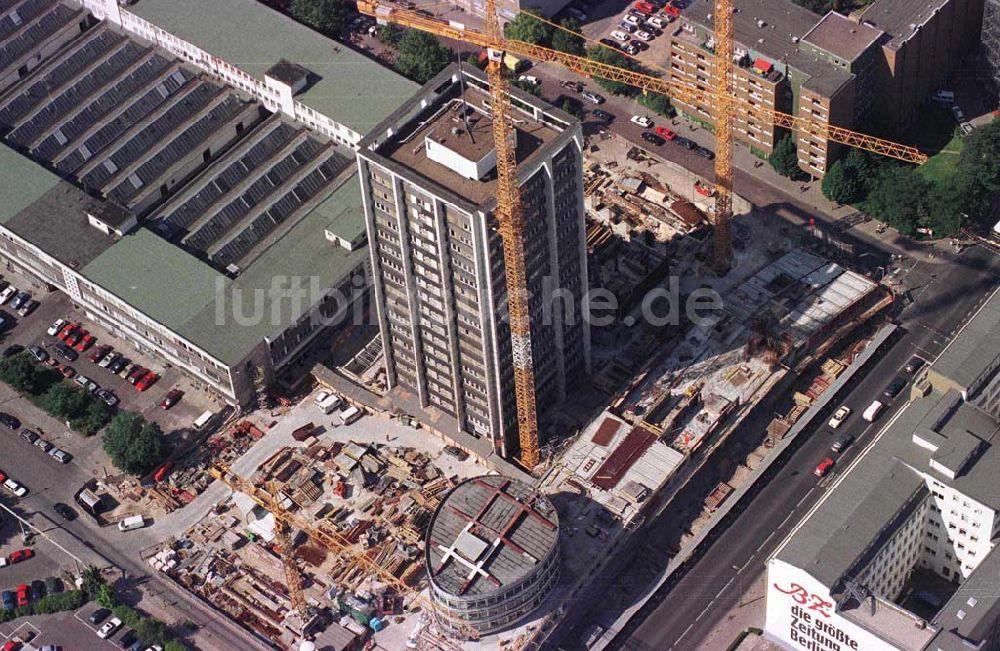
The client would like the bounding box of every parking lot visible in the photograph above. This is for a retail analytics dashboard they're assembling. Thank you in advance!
[0,606,126,651]
[0,267,217,459]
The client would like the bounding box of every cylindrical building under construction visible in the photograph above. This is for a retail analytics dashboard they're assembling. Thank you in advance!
[425,475,560,635]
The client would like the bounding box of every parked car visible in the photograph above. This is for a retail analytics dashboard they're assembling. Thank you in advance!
[89,345,112,364]
[99,351,119,368]
[814,457,835,477]
[830,433,854,454]
[26,345,48,363]
[33,438,52,453]
[443,445,469,461]
[10,292,30,310]
[15,584,28,608]
[47,319,66,337]
[635,29,653,41]
[59,365,76,379]
[53,343,78,362]
[2,344,24,358]
[1,591,13,611]
[0,286,17,304]
[618,21,637,34]
[695,146,715,159]
[581,91,605,104]
[97,616,122,639]
[622,14,640,26]
[863,400,884,422]
[74,333,95,352]
[119,631,138,650]
[828,405,851,429]
[517,74,540,85]
[0,310,13,332]
[634,0,656,13]
[73,375,99,393]
[16,300,38,317]
[591,108,615,123]
[3,479,27,497]
[57,323,78,341]
[135,371,159,392]
[0,557,6,568]
[96,389,119,408]
[560,80,583,92]
[122,363,144,380]
[88,608,111,625]
[127,366,148,384]
[19,429,38,444]
[654,126,676,140]
[623,42,640,55]
[611,29,630,42]
[883,376,907,399]
[48,448,71,464]
[64,329,83,347]
[8,549,33,564]
[108,356,129,374]
[904,357,925,374]
[53,503,76,521]
[641,131,666,146]
[0,412,20,430]
[677,137,696,150]
[931,89,955,103]
[646,15,666,28]
[951,105,965,122]
[30,579,46,600]
[630,115,653,128]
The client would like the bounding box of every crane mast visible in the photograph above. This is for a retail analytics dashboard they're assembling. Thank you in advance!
[712,0,734,272]
[483,0,541,470]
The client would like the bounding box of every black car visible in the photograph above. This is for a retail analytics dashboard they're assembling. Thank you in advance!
[19,429,38,443]
[108,356,129,374]
[30,579,45,600]
[0,310,14,332]
[53,343,78,362]
[119,630,138,649]
[883,376,907,399]
[677,137,696,150]
[443,445,469,461]
[0,412,20,430]
[591,109,615,123]
[696,146,715,160]
[560,80,583,93]
[2,344,23,358]
[904,356,925,374]
[10,291,30,310]
[88,608,111,624]
[26,345,48,362]
[599,38,619,49]
[641,132,666,146]
[53,503,77,521]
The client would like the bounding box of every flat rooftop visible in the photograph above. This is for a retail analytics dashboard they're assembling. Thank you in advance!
[857,0,955,49]
[680,0,853,96]
[802,10,885,63]
[128,0,418,136]
[377,84,560,206]
[929,288,1000,394]
[427,475,559,598]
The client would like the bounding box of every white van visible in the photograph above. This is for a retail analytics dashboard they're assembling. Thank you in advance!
[339,405,363,425]
[192,410,214,431]
[931,90,955,103]
[118,515,146,532]
[863,400,884,422]
[315,390,343,414]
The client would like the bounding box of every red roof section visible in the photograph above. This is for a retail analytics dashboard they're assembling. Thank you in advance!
[592,425,658,490]
[753,57,773,73]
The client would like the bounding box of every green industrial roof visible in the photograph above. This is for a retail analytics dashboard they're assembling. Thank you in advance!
[81,228,223,333]
[129,0,418,136]
[178,173,369,364]
[309,173,368,243]
[0,144,62,224]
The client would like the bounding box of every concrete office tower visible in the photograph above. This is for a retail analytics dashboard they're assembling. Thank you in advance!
[985,0,1000,98]
[357,65,590,460]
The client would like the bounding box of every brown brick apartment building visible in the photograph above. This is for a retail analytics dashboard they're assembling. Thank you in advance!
[666,0,983,177]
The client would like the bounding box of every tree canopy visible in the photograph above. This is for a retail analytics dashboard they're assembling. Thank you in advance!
[586,46,641,96]
[290,0,349,36]
[395,31,452,83]
[768,134,805,180]
[503,9,552,45]
[102,412,165,476]
[820,158,862,204]
[551,19,585,56]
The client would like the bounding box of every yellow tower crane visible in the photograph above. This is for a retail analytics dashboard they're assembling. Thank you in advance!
[357,0,929,467]
[207,464,482,641]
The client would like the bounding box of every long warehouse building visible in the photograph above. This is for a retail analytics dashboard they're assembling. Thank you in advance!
[0,0,417,406]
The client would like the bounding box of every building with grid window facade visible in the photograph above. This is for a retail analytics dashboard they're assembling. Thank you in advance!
[357,65,590,460]
[766,289,1000,651]
[985,0,1000,99]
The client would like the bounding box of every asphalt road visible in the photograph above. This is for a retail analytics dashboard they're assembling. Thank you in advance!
[0,429,270,651]
[607,244,1000,651]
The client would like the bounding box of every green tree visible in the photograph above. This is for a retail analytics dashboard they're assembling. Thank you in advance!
[865,166,927,235]
[551,18,585,56]
[42,383,91,421]
[586,46,640,96]
[511,78,541,96]
[164,641,190,651]
[952,121,1000,225]
[395,31,452,83]
[0,353,41,393]
[561,98,582,118]
[71,398,112,436]
[102,412,165,476]
[503,9,552,45]
[769,134,805,180]
[134,617,168,645]
[843,147,882,195]
[465,52,486,70]
[290,0,349,35]
[637,92,675,118]
[821,158,862,204]
[81,566,105,599]
[377,23,404,47]
[96,583,116,609]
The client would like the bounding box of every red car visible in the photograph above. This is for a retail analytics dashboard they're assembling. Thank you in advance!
[135,371,160,392]
[59,365,76,379]
[814,457,835,477]
[159,388,184,409]
[663,3,681,17]
[8,549,33,564]
[15,584,28,608]
[3,640,20,651]
[57,323,78,342]
[74,333,95,352]
[654,126,677,140]
[88,344,112,364]
[634,1,655,13]
[0,469,6,482]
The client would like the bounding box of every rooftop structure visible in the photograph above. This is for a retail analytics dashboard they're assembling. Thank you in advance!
[802,10,886,63]
[986,0,1000,98]
[857,0,960,49]
[767,288,1000,651]
[426,475,560,634]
